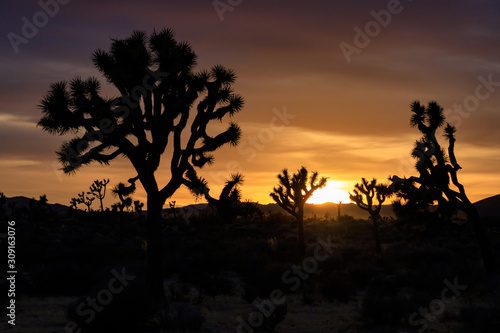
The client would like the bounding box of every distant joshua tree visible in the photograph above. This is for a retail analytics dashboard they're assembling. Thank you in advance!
[112,181,136,213]
[69,197,79,210]
[88,179,110,212]
[77,192,95,212]
[37,29,244,296]
[112,181,136,244]
[270,167,327,256]
[349,178,392,255]
[199,173,244,222]
[134,200,144,214]
[391,101,495,273]
[0,192,6,218]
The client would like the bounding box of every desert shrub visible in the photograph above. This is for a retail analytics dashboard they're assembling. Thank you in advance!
[272,235,300,262]
[251,299,287,332]
[159,303,206,332]
[361,289,421,326]
[67,275,155,332]
[459,304,500,332]
[318,270,354,302]
[348,263,379,288]
[242,263,291,303]
[27,263,92,295]
[179,271,233,298]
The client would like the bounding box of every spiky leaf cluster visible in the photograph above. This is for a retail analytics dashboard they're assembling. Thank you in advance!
[270,166,327,218]
[349,178,392,217]
[392,101,468,222]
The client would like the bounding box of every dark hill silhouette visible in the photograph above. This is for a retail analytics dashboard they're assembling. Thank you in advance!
[2,194,499,219]
[3,196,70,216]
[474,194,500,217]
[261,202,396,220]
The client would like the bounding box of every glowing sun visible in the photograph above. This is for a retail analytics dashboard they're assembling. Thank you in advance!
[308,181,351,205]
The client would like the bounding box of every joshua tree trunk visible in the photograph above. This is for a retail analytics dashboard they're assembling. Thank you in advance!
[146,194,164,299]
[297,206,306,257]
[270,167,327,258]
[119,209,123,245]
[462,203,495,273]
[371,213,382,255]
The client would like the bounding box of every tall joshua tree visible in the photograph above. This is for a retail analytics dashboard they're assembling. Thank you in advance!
[270,167,327,256]
[88,179,110,212]
[391,101,495,273]
[350,178,392,255]
[37,29,244,297]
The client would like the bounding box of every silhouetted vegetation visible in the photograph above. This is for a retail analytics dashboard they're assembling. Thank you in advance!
[76,191,95,212]
[14,24,496,331]
[88,179,110,212]
[1,187,499,331]
[270,166,327,256]
[202,173,245,222]
[350,178,392,255]
[38,29,244,297]
[391,101,495,273]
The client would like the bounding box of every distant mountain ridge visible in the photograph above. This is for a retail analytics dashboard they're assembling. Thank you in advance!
[2,194,499,219]
[473,194,500,217]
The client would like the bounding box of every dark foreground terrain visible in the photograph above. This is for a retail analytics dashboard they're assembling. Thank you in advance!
[1,206,500,332]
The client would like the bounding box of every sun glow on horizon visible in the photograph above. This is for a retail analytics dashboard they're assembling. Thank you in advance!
[308,181,351,205]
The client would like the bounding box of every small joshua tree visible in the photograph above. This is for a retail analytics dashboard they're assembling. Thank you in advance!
[112,181,136,213]
[391,101,495,273]
[134,200,144,214]
[199,173,244,222]
[88,179,110,212]
[77,191,95,212]
[112,180,137,244]
[69,197,79,210]
[169,201,177,222]
[350,178,392,255]
[270,167,327,256]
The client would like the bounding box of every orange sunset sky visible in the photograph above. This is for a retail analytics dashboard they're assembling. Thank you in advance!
[1,0,499,208]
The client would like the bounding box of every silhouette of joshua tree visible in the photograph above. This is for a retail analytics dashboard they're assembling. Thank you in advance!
[134,200,144,214]
[27,195,50,239]
[88,179,110,212]
[69,197,79,210]
[77,191,95,212]
[391,101,495,273]
[112,181,136,213]
[270,167,327,256]
[37,29,243,297]
[349,178,392,255]
[199,173,244,222]
[168,201,177,222]
[112,181,136,244]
